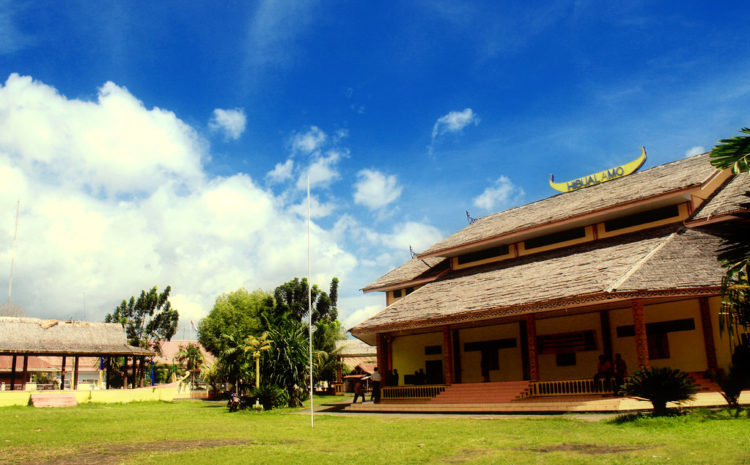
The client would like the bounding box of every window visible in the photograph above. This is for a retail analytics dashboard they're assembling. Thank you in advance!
[524,227,587,250]
[536,330,596,354]
[457,245,510,265]
[556,352,576,366]
[424,345,442,355]
[405,287,414,295]
[392,289,402,298]
[604,205,681,232]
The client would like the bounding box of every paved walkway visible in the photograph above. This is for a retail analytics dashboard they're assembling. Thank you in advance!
[326,390,750,415]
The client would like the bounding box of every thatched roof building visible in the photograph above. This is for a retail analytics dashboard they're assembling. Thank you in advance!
[0,317,152,356]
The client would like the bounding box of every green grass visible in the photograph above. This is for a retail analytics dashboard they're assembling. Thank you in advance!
[1,398,748,464]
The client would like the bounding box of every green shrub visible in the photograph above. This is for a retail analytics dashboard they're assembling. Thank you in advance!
[249,385,288,410]
[623,367,697,416]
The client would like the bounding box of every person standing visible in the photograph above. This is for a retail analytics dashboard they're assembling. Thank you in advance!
[371,367,382,403]
[613,353,628,393]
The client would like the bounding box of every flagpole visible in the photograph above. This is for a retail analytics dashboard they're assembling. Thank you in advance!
[307,175,314,428]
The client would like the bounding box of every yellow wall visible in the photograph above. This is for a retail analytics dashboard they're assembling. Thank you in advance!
[458,323,522,382]
[536,313,601,380]
[0,383,190,407]
[391,331,443,386]
[611,299,718,373]
[709,296,734,369]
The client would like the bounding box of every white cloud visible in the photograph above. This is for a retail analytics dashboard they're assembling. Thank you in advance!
[383,221,444,253]
[0,74,204,197]
[685,146,705,157]
[296,150,343,190]
[292,126,327,154]
[0,74,358,335]
[431,108,480,140]
[473,175,525,212]
[353,169,403,210]
[209,108,246,140]
[266,158,294,183]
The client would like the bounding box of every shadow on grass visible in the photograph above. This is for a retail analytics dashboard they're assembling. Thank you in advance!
[610,407,748,424]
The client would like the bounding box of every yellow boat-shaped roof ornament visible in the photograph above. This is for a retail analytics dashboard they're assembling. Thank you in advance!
[549,147,647,193]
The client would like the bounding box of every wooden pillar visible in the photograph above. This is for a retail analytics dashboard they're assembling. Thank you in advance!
[386,337,393,372]
[442,326,453,385]
[631,299,650,369]
[520,321,530,380]
[699,297,719,372]
[10,355,16,390]
[452,329,461,384]
[336,356,342,384]
[140,357,145,388]
[73,356,80,390]
[526,314,540,381]
[105,357,110,389]
[123,356,129,389]
[22,356,28,390]
[60,356,67,390]
[600,311,613,360]
[375,333,388,387]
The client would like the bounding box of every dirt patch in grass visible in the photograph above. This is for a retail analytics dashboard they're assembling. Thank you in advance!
[8,439,248,465]
[520,443,652,455]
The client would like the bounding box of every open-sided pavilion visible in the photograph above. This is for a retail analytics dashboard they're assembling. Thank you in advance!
[0,316,153,391]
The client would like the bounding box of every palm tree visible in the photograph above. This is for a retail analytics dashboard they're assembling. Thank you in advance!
[176,343,205,387]
[709,128,750,348]
[244,333,272,389]
[266,319,309,407]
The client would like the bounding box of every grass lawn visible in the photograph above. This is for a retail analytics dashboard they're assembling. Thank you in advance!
[1,397,748,465]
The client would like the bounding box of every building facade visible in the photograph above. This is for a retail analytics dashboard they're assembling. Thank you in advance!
[351,153,748,391]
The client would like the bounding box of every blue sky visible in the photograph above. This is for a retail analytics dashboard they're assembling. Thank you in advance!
[1,1,749,336]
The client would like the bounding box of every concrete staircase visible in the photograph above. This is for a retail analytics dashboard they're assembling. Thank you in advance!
[427,381,530,404]
[687,372,721,392]
[31,393,78,408]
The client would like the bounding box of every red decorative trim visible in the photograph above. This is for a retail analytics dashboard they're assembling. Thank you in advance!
[631,299,650,370]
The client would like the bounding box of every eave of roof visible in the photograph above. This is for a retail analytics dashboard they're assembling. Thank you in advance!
[351,226,724,341]
[361,256,447,293]
[419,154,716,259]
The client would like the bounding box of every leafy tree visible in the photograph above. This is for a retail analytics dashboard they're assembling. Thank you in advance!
[709,129,750,351]
[105,285,179,387]
[623,367,697,416]
[176,343,205,387]
[198,289,273,356]
[105,285,179,352]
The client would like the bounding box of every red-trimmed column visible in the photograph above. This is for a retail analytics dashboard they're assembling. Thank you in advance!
[376,333,388,387]
[336,355,342,384]
[386,336,393,373]
[631,299,650,369]
[442,326,453,385]
[73,356,80,390]
[699,297,718,372]
[526,314,540,381]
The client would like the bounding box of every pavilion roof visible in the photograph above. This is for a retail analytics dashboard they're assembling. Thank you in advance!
[361,256,446,292]
[335,339,376,356]
[419,153,716,258]
[351,225,724,342]
[0,317,153,356]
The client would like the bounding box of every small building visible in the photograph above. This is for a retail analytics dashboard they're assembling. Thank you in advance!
[351,152,747,400]
[0,317,153,391]
[334,339,376,393]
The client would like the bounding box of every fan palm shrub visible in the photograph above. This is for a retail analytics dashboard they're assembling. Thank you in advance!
[623,367,697,416]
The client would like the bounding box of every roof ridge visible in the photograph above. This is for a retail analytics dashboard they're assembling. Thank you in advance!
[605,228,681,292]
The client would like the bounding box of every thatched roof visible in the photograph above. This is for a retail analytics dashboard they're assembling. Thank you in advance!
[362,256,447,292]
[351,225,724,342]
[0,317,153,356]
[335,339,376,356]
[692,171,750,221]
[154,340,215,366]
[420,153,716,258]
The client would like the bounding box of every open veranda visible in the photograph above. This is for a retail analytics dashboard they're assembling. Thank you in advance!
[1,397,748,465]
